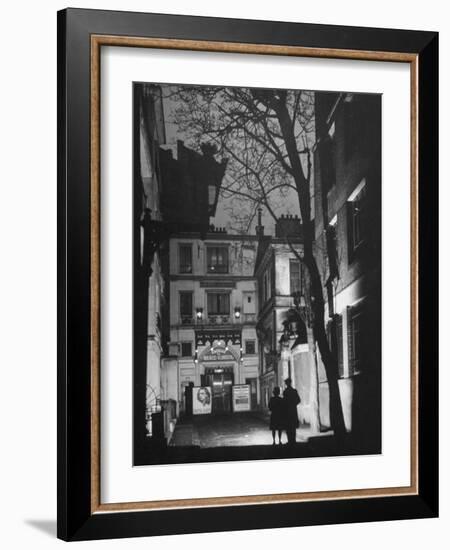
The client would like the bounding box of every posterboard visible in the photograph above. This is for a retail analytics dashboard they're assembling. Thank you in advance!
[232,384,251,412]
[193,386,212,415]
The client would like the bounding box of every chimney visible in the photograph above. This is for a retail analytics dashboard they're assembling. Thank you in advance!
[255,207,264,238]
[275,214,303,239]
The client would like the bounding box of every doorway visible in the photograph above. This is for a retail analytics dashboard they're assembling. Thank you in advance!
[202,367,234,414]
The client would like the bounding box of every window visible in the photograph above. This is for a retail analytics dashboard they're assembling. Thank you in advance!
[351,191,365,247]
[263,268,272,303]
[207,292,230,315]
[289,259,302,295]
[325,220,339,281]
[179,244,193,273]
[347,303,364,376]
[208,185,217,208]
[207,246,229,273]
[245,340,256,355]
[181,342,193,357]
[347,181,367,262]
[179,291,193,319]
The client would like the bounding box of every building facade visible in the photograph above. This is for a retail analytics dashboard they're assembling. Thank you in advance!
[134,85,230,452]
[163,229,260,415]
[133,84,168,445]
[254,213,319,429]
[313,91,382,443]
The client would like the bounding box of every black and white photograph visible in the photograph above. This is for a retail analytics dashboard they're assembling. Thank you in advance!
[0,0,444,544]
[133,82,382,466]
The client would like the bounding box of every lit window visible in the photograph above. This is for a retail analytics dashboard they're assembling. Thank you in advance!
[207,246,229,273]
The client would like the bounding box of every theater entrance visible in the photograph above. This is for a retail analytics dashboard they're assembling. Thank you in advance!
[202,367,234,414]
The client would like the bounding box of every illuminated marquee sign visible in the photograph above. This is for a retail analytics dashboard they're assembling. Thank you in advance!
[202,341,235,362]
[195,329,241,347]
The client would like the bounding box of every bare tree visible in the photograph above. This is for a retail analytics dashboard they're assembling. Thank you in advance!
[168,85,347,437]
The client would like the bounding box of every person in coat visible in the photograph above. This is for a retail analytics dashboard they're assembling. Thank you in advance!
[283,377,301,445]
[268,386,286,445]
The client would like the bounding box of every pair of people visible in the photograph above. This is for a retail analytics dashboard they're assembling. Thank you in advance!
[268,378,301,446]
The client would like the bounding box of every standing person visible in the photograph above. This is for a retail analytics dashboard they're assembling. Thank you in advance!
[268,386,285,445]
[184,382,194,417]
[283,377,301,446]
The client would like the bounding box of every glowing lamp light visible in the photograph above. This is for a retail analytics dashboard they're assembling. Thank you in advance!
[196,307,203,320]
[234,307,241,319]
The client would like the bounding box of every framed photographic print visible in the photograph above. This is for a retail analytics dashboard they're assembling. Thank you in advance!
[57,8,438,541]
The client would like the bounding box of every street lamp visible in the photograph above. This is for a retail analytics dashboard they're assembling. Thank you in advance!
[281,294,309,347]
[292,290,313,327]
[282,320,291,342]
[196,307,203,321]
[234,306,241,319]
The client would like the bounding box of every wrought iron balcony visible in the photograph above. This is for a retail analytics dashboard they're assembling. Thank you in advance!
[180,315,194,325]
[207,315,230,325]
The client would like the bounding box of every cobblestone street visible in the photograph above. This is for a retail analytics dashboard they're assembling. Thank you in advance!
[170,412,310,448]
[136,412,372,466]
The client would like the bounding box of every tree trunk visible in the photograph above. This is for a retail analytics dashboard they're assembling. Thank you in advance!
[274,95,347,438]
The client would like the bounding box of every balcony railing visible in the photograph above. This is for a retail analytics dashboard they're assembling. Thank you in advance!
[207,315,230,325]
[178,313,256,326]
[180,315,194,325]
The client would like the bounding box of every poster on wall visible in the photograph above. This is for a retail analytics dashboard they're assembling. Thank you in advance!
[232,385,251,412]
[193,386,212,415]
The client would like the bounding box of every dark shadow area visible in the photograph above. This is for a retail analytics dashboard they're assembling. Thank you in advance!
[134,433,380,466]
[25,519,57,538]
